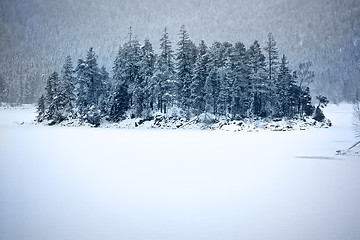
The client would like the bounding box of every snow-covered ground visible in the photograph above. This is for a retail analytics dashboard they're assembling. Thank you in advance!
[0,104,359,240]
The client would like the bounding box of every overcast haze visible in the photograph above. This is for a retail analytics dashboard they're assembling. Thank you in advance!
[0,0,359,102]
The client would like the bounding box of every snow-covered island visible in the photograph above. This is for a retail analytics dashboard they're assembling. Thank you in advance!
[1,0,359,239]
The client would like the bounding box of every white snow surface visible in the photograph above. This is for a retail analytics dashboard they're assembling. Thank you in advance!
[0,104,359,240]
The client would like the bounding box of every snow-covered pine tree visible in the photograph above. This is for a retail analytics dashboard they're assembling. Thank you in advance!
[153,27,175,113]
[36,94,46,122]
[264,33,279,116]
[247,40,267,117]
[135,39,156,118]
[230,41,249,118]
[108,82,130,122]
[44,71,62,123]
[217,64,232,117]
[300,87,314,116]
[296,61,315,117]
[127,39,141,108]
[275,54,293,117]
[204,42,223,115]
[99,66,111,117]
[190,40,209,115]
[264,32,279,83]
[74,58,88,119]
[74,48,102,125]
[113,30,142,111]
[60,56,75,119]
[217,42,234,118]
[176,25,196,113]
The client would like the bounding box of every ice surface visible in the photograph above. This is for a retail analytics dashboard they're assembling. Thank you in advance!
[0,104,359,240]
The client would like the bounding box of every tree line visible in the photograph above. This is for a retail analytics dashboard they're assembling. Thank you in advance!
[37,26,318,126]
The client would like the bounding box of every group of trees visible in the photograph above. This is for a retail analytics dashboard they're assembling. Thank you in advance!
[37,26,318,126]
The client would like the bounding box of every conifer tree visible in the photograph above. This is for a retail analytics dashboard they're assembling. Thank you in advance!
[99,66,111,116]
[217,65,232,117]
[230,41,249,118]
[247,40,267,117]
[135,39,155,117]
[113,30,141,109]
[36,94,46,122]
[75,47,102,125]
[60,56,75,118]
[44,71,61,122]
[275,54,293,117]
[204,42,223,115]
[108,82,130,122]
[191,40,209,115]
[264,32,279,83]
[176,25,195,112]
[153,27,175,113]
[264,32,279,116]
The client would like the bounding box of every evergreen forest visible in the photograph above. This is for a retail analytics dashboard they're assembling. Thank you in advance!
[37,26,321,126]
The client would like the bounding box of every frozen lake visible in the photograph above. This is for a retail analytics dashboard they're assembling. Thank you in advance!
[0,104,359,240]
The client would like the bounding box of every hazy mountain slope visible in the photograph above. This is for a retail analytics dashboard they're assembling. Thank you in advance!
[0,0,359,103]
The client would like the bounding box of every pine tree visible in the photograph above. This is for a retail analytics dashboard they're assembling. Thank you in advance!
[36,94,46,122]
[99,66,111,117]
[264,32,279,116]
[217,65,232,117]
[113,31,141,109]
[264,32,279,83]
[204,68,219,115]
[108,82,130,122]
[153,27,175,113]
[75,47,102,125]
[204,42,233,116]
[135,39,155,117]
[74,58,88,119]
[275,54,293,117]
[190,40,209,115]
[204,42,222,115]
[296,61,315,117]
[247,40,267,117]
[230,41,249,118]
[44,71,62,122]
[176,25,197,113]
[60,56,75,119]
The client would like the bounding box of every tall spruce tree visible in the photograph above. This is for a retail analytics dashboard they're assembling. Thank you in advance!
[108,82,130,122]
[176,25,196,112]
[44,71,61,122]
[276,54,293,117]
[99,66,111,116]
[60,56,75,119]
[153,27,175,113]
[190,40,209,115]
[247,40,267,117]
[113,30,141,109]
[230,41,249,118]
[36,94,46,122]
[204,42,223,115]
[264,33,279,116]
[74,47,102,125]
[133,39,155,118]
[136,39,155,117]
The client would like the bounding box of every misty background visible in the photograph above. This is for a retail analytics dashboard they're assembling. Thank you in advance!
[0,0,359,104]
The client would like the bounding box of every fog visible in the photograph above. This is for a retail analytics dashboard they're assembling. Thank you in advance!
[0,0,359,103]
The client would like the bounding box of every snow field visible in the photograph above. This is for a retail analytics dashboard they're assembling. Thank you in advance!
[0,104,359,240]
